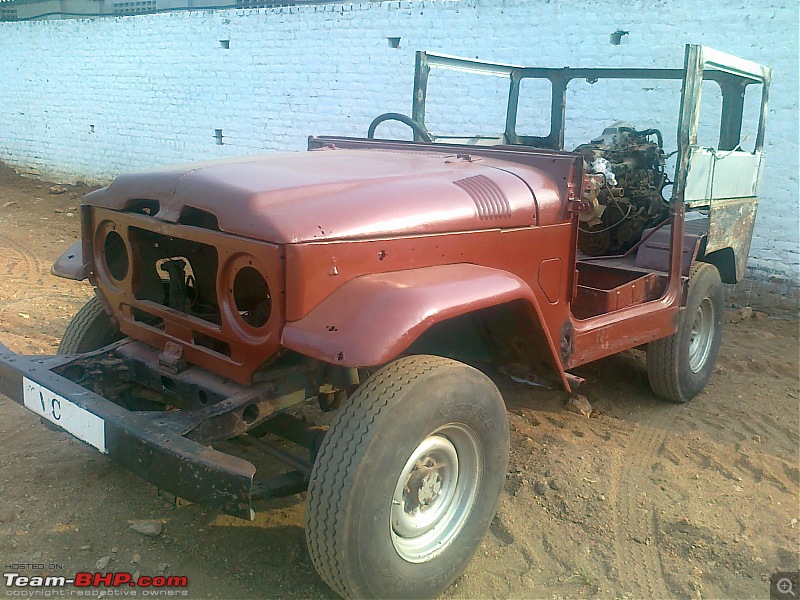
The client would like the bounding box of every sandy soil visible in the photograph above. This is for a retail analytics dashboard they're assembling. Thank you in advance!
[0,162,798,599]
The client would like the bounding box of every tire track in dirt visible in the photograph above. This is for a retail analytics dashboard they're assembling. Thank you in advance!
[0,232,52,339]
[607,418,670,598]
[0,232,46,295]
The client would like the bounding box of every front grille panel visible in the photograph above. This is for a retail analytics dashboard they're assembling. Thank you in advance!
[129,227,222,327]
[90,206,283,385]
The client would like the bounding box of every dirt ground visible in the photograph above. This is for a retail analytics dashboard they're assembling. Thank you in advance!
[0,162,798,600]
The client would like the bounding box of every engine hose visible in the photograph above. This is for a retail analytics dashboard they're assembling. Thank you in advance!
[635,128,664,148]
[578,202,633,234]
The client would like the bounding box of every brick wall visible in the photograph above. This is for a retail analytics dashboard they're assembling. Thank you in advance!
[0,0,797,281]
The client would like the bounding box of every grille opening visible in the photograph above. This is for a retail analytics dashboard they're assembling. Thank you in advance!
[156,256,195,285]
[103,230,129,281]
[131,307,164,329]
[193,332,232,357]
[123,199,160,216]
[179,207,221,231]
[232,266,271,328]
[131,228,221,326]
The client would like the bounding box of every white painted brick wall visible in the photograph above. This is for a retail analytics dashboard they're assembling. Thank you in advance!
[0,0,797,281]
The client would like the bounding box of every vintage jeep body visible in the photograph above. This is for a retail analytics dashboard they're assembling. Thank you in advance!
[0,45,770,598]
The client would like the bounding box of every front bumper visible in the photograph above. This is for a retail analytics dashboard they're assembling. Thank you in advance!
[0,341,305,520]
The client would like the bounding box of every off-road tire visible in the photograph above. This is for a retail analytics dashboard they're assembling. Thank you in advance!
[305,355,509,599]
[647,262,723,402]
[58,296,122,354]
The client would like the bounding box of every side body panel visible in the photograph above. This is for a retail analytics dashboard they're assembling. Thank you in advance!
[684,149,763,282]
[281,263,569,389]
[680,46,770,283]
[283,225,576,387]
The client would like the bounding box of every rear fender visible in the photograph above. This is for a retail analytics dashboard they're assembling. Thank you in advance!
[281,264,569,389]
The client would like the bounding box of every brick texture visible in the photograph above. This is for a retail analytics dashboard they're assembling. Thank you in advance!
[0,0,797,280]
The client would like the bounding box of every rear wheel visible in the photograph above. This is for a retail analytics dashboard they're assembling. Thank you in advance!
[305,355,509,599]
[58,296,122,354]
[647,262,723,402]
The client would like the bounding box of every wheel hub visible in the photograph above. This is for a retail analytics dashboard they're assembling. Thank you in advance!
[688,297,715,373]
[390,424,482,563]
[404,460,444,511]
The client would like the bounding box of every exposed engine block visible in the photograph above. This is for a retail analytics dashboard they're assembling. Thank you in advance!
[575,125,670,256]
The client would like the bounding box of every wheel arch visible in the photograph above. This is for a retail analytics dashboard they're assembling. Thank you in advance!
[281,264,570,390]
[698,246,738,284]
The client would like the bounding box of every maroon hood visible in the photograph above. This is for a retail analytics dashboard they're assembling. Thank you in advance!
[83,148,562,243]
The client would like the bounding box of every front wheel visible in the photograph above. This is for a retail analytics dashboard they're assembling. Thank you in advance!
[58,295,122,354]
[305,355,509,599]
[647,262,724,402]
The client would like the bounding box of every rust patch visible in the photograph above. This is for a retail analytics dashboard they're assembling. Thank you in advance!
[706,197,757,282]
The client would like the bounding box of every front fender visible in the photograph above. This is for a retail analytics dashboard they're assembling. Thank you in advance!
[51,239,90,280]
[281,263,567,387]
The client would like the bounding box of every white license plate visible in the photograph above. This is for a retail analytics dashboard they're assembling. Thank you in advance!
[23,377,107,454]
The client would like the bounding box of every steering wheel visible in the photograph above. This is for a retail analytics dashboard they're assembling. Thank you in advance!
[367,113,433,143]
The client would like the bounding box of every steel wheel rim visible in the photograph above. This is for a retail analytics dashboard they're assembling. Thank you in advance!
[688,297,715,373]
[390,423,482,563]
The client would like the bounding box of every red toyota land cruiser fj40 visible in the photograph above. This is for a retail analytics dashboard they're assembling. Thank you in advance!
[0,45,770,598]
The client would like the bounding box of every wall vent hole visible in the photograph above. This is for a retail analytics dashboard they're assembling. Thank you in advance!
[610,30,629,45]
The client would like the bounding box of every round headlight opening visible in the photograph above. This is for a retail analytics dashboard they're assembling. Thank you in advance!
[103,230,129,281]
[232,266,271,328]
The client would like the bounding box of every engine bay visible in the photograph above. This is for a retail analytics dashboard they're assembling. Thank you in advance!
[574,125,670,256]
